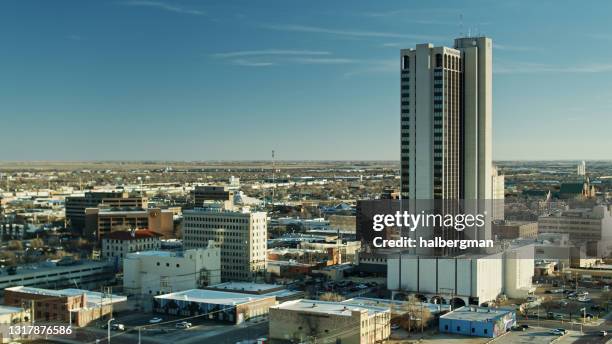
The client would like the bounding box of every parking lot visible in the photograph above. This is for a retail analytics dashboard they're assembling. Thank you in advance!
[494,327,561,344]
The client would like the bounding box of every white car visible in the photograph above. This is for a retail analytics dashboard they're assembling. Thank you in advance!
[550,328,566,335]
[149,317,163,324]
[175,321,192,329]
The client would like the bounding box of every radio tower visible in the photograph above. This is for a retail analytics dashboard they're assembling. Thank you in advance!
[271,150,275,205]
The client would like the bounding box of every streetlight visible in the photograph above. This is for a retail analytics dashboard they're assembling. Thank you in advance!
[107,318,115,344]
[580,307,586,333]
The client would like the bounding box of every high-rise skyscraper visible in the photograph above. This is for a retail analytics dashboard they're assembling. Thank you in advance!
[400,37,492,202]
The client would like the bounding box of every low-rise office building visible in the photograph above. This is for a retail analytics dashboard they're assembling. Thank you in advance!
[269,299,390,344]
[153,289,276,324]
[65,191,146,233]
[123,243,221,295]
[85,206,174,240]
[538,205,612,256]
[4,286,126,327]
[493,221,538,239]
[439,306,515,338]
[101,229,163,263]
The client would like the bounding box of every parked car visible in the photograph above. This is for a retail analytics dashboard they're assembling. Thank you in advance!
[149,317,163,324]
[391,324,400,330]
[600,330,608,336]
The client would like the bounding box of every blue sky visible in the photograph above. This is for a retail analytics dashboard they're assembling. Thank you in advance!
[1,0,611,161]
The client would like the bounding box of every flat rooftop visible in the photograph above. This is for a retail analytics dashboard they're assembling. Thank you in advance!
[342,297,451,314]
[440,306,513,322]
[272,299,388,317]
[154,289,271,306]
[5,286,127,308]
[207,282,282,293]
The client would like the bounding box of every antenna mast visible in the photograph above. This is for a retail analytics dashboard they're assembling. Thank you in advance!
[271,150,275,206]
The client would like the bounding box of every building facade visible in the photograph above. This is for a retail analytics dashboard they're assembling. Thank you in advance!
[101,229,163,262]
[538,205,612,256]
[193,185,234,209]
[182,207,267,281]
[153,289,275,324]
[387,244,535,305]
[65,191,146,232]
[123,244,221,295]
[4,286,126,327]
[439,306,515,338]
[269,299,391,344]
[84,207,174,240]
[400,37,492,202]
[492,221,538,239]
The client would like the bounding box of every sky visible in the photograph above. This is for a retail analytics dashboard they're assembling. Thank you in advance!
[1,0,611,161]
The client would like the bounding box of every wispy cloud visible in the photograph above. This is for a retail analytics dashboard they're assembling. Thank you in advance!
[212,49,356,67]
[122,1,204,16]
[363,8,461,18]
[291,57,356,64]
[212,49,331,58]
[495,62,612,74]
[232,59,275,67]
[261,24,440,41]
[344,58,397,77]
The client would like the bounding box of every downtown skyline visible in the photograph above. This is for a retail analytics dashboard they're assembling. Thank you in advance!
[2,0,612,161]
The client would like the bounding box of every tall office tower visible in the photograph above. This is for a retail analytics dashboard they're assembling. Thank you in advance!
[400,36,492,201]
[182,207,267,281]
[399,37,493,250]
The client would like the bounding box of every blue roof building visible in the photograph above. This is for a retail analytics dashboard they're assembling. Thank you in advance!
[439,306,516,338]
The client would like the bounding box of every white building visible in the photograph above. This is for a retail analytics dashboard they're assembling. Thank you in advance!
[182,206,267,281]
[101,229,162,263]
[400,37,492,204]
[123,243,221,296]
[387,243,534,306]
[577,161,586,176]
[269,299,391,344]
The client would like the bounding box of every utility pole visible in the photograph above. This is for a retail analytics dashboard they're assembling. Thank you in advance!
[420,301,424,338]
[31,299,35,325]
[138,327,141,344]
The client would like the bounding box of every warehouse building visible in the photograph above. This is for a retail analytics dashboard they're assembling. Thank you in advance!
[269,299,390,344]
[153,289,276,324]
[439,306,515,338]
